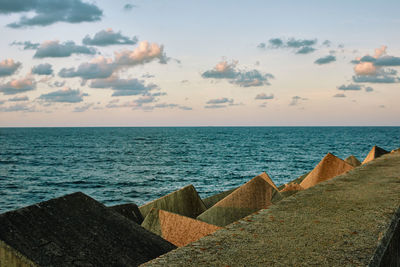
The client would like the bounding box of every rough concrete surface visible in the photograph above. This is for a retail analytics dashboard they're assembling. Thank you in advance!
[142,209,221,247]
[143,153,400,266]
[362,145,389,165]
[109,203,144,224]
[0,192,176,267]
[202,187,237,209]
[300,153,353,189]
[345,155,361,167]
[140,185,206,219]
[197,172,278,227]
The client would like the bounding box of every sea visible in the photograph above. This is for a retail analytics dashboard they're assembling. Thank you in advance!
[1,126,399,213]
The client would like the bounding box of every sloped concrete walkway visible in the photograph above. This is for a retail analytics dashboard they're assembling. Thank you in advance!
[144,153,400,266]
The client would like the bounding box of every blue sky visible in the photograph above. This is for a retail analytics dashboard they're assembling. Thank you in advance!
[0,0,399,126]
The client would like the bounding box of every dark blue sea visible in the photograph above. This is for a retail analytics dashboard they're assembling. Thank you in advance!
[1,127,399,213]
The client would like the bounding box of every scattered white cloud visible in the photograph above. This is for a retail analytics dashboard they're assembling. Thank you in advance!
[0,59,21,77]
[0,77,36,95]
[83,29,138,46]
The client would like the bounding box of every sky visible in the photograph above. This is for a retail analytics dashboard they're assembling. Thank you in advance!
[0,0,399,126]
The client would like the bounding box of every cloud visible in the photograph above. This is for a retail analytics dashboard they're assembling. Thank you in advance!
[352,46,394,76]
[287,38,317,48]
[296,46,316,54]
[202,60,274,87]
[201,60,239,79]
[83,28,138,46]
[337,84,362,91]
[142,73,155,78]
[204,97,238,109]
[257,43,266,49]
[354,62,377,75]
[34,40,96,58]
[39,88,87,103]
[204,104,227,109]
[114,41,168,66]
[255,93,274,100]
[0,77,36,95]
[8,95,29,101]
[259,37,318,54]
[206,97,233,104]
[90,76,158,96]
[31,63,53,75]
[123,3,136,11]
[233,70,274,87]
[1,0,103,28]
[322,40,331,47]
[10,41,40,50]
[352,74,399,83]
[314,55,336,65]
[74,103,94,112]
[365,86,374,92]
[0,103,35,112]
[59,56,115,80]
[374,56,400,66]
[268,38,284,48]
[53,81,66,87]
[0,59,21,77]
[352,46,400,83]
[333,93,346,98]
[289,96,307,106]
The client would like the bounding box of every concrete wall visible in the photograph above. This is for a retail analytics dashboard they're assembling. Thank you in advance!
[369,207,400,267]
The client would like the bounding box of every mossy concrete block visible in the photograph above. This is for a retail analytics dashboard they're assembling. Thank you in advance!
[0,192,176,267]
[197,172,279,227]
[143,153,400,266]
[109,203,144,224]
[202,188,237,209]
[140,185,207,219]
[345,155,361,167]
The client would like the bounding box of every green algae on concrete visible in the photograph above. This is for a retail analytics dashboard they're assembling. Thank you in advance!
[109,203,144,224]
[143,153,400,266]
[0,192,176,267]
[140,185,207,219]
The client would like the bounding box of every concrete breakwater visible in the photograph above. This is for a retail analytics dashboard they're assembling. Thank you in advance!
[1,146,399,266]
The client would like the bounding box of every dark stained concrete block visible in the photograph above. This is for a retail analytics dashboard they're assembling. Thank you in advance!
[109,203,144,224]
[0,192,176,267]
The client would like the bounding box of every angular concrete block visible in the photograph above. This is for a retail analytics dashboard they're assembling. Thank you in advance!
[0,192,176,267]
[300,153,354,189]
[140,185,207,219]
[142,209,221,247]
[202,187,237,209]
[108,203,144,224]
[197,172,279,227]
[345,155,361,167]
[362,145,389,164]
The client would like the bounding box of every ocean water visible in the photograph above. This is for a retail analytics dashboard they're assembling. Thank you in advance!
[1,127,399,213]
